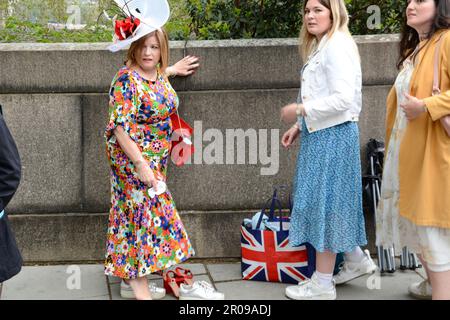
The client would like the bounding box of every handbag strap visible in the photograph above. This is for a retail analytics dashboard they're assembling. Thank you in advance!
[255,198,269,230]
[433,33,446,96]
[255,185,292,231]
[173,105,188,140]
[256,197,284,231]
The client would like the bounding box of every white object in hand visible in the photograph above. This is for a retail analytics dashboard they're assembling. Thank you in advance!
[183,137,192,145]
[147,181,167,198]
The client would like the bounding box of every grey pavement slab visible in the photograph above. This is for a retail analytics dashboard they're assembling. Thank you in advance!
[177,263,208,275]
[215,280,290,300]
[335,270,422,300]
[0,263,426,300]
[1,265,109,300]
[207,263,242,282]
[110,274,212,300]
[215,269,423,300]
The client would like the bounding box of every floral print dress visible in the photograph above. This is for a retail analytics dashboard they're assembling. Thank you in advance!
[104,66,195,279]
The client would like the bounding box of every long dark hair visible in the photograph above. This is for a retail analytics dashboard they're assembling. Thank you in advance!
[397,0,450,69]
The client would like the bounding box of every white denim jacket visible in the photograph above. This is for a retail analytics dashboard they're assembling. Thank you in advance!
[298,31,362,133]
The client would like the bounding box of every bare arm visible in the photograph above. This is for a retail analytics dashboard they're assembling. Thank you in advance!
[114,126,158,190]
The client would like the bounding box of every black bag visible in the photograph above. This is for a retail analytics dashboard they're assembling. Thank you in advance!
[0,104,23,283]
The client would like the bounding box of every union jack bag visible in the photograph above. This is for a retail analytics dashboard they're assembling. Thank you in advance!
[241,189,316,284]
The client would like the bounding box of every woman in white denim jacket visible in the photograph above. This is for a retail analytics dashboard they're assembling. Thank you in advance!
[280,0,376,300]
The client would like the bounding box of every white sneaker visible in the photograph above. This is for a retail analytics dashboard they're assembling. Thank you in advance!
[285,273,336,300]
[334,249,377,285]
[408,279,432,300]
[179,280,225,300]
[120,280,166,299]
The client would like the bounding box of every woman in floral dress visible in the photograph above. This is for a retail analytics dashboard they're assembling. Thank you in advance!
[104,27,197,300]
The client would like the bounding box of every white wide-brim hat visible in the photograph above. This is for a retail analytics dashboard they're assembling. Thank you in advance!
[108,0,170,52]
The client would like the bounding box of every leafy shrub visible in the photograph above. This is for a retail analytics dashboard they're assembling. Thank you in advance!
[0,0,408,42]
[0,16,112,43]
[186,0,408,40]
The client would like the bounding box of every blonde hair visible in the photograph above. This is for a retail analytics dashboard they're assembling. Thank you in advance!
[299,0,351,60]
[126,28,170,75]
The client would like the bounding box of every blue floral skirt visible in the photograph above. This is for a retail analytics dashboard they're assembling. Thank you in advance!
[289,120,367,253]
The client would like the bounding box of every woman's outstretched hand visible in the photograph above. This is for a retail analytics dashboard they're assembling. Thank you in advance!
[169,55,200,77]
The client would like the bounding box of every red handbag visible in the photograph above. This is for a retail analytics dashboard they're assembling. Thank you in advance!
[170,113,195,166]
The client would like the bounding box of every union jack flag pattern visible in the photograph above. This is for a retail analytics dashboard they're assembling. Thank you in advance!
[241,223,315,284]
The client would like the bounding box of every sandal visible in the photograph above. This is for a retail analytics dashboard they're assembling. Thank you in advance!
[162,267,194,298]
[174,267,194,285]
[163,270,181,298]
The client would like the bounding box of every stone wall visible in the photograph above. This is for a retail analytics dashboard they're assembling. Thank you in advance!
[0,34,400,262]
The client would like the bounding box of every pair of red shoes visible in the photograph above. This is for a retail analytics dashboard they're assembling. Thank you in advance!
[162,267,194,298]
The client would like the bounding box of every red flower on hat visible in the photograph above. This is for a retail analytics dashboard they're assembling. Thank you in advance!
[114,17,141,40]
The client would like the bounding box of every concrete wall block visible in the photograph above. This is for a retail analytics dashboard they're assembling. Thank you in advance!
[0,94,83,213]
[9,213,108,262]
[0,40,397,260]
[357,35,400,86]
[82,94,111,213]
[359,85,391,147]
[0,43,186,94]
[82,89,299,212]
[81,86,391,212]
[0,36,400,94]
[0,85,392,214]
[8,211,250,262]
[0,49,115,94]
[183,39,302,91]
[8,209,375,262]
[169,89,299,210]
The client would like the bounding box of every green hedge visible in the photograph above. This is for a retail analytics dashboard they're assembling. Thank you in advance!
[0,0,407,42]
[0,16,112,43]
[186,0,408,40]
